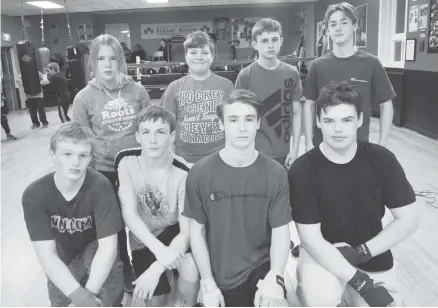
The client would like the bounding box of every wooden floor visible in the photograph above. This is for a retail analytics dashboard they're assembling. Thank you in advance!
[1,107,438,306]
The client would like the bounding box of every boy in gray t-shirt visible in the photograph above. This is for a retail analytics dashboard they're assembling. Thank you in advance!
[184,89,291,307]
[303,2,395,151]
[236,18,302,168]
[160,31,234,164]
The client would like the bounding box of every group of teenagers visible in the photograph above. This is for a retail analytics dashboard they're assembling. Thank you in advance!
[22,2,420,307]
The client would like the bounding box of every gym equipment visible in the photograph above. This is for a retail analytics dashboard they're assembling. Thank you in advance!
[65,0,89,92]
[36,9,51,72]
[37,47,51,72]
[17,41,41,96]
[16,0,41,95]
[347,270,394,307]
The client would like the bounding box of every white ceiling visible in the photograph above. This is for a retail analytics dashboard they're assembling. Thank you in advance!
[1,0,316,16]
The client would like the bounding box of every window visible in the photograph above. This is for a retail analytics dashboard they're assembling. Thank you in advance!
[378,0,408,68]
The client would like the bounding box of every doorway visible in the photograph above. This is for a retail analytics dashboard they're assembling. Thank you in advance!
[1,47,20,112]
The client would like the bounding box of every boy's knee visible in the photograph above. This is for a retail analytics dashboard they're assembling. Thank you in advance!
[178,253,200,283]
[296,251,344,306]
[146,295,166,307]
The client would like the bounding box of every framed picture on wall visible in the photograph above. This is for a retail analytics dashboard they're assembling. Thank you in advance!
[355,4,367,48]
[78,24,93,43]
[427,0,438,53]
[214,17,230,40]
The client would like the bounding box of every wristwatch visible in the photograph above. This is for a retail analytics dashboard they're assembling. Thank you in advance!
[356,243,371,258]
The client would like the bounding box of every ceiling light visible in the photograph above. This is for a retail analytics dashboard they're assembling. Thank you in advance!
[145,0,169,3]
[26,1,64,9]
[121,30,129,33]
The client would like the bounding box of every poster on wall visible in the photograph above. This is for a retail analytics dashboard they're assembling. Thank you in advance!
[355,4,367,47]
[141,22,213,39]
[419,4,429,29]
[230,17,264,48]
[316,20,332,51]
[428,0,438,53]
[409,5,419,32]
[214,17,230,40]
[78,24,93,42]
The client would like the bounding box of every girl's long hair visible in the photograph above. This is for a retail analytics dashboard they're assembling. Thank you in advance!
[88,34,129,88]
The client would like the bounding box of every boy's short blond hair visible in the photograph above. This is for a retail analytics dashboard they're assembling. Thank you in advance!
[50,123,95,154]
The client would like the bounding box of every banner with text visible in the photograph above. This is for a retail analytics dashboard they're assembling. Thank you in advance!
[141,22,213,39]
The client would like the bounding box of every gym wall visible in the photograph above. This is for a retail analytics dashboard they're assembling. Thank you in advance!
[13,3,311,63]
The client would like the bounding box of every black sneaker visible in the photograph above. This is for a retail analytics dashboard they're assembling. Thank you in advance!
[6,133,17,140]
[31,124,40,129]
[123,265,136,294]
[291,244,301,258]
[42,123,49,128]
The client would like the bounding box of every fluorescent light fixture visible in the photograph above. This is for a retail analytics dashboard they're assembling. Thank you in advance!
[27,1,64,9]
[121,30,129,33]
[145,0,169,3]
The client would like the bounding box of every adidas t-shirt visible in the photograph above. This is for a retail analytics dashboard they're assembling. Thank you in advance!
[236,61,302,159]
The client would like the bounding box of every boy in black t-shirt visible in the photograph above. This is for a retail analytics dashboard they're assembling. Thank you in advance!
[22,123,124,307]
[289,81,418,307]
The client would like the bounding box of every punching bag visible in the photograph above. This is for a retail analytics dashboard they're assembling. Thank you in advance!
[16,40,42,96]
[66,45,86,90]
[36,47,51,72]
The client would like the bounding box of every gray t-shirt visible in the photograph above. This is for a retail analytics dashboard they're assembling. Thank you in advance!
[183,152,292,290]
[304,50,396,145]
[160,73,234,163]
[117,149,189,251]
[236,61,302,158]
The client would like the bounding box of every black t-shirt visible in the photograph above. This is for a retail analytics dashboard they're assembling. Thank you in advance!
[22,168,124,264]
[288,142,416,272]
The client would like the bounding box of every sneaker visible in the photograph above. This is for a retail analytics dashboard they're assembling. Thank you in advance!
[6,133,17,140]
[123,265,136,294]
[291,244,301,258]
[42,123,49,128]
[31,124,40,129]
[66,116,71,122]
